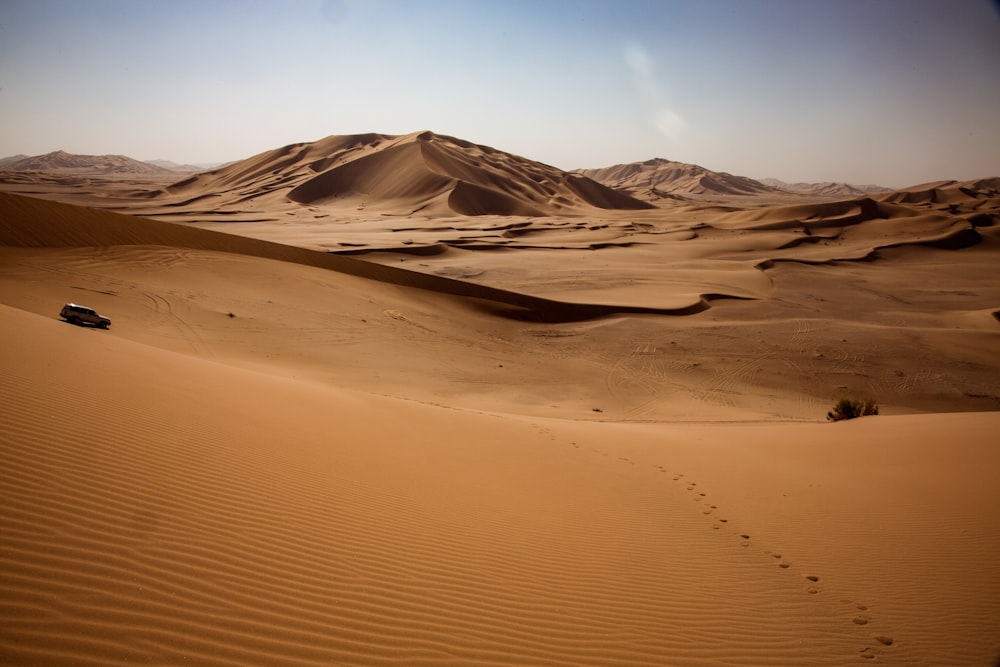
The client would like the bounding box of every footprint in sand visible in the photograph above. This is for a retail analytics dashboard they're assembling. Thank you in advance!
[850,603,894,655]
[768,553,792,569]
[668,479,899,657]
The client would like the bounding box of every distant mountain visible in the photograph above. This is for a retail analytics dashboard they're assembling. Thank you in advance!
[576,158,780,202]
[0,154,31,169]
[0,150,172,175]
[760,178,892,198]
[146,159,228,173]
[159,131,655,217]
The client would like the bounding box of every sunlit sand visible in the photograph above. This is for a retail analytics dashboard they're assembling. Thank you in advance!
[2,132,999,665]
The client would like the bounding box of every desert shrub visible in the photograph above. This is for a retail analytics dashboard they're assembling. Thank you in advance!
[827,398,879,422]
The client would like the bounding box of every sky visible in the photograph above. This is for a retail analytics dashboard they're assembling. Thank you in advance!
[0,0,998,187]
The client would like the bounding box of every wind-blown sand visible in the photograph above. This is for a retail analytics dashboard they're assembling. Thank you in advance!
[2,134,1000,665]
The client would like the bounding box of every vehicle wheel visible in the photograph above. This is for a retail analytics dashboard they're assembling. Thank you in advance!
[98,322,109,329]
[68,316,78,325]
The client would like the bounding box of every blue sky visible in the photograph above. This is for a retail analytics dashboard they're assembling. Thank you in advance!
[1,0,997,186]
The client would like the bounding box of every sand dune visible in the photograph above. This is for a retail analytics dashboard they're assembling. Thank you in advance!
[152,131,653,219]
[879,177,1000,207]
[2,186,998,417]
[0,192,725,322]
[2,303,998,665]
[2,138,1000,665]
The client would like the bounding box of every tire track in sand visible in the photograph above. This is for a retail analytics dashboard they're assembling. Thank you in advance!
[689,350,775,409]
[144,291,215,358]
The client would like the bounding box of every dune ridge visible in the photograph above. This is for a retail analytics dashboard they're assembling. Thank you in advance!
[0,192,726,321]
[880,177,1000,205]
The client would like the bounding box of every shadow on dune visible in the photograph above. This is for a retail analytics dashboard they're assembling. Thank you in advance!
[0,192,731,323]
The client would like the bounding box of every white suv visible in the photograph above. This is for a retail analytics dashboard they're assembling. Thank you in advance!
[60,303,111,329]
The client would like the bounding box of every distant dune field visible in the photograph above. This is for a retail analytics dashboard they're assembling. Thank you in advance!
[2,134,999,665]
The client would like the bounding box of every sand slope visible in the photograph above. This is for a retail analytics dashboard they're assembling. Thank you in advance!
[3,303,999,666]
[1,191,998,421]
[1,159,1000,665]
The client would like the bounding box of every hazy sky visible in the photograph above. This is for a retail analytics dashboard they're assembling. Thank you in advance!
[1,0,998,186]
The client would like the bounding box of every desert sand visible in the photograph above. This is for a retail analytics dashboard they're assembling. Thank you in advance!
[1,131,999,665]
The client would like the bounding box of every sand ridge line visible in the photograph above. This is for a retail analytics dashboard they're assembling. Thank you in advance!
[0,192,745,323]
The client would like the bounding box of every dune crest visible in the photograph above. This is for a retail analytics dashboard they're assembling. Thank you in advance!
[0,192,734,322]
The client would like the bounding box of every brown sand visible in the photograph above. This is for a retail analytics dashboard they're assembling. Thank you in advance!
[1,138,1000,665]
